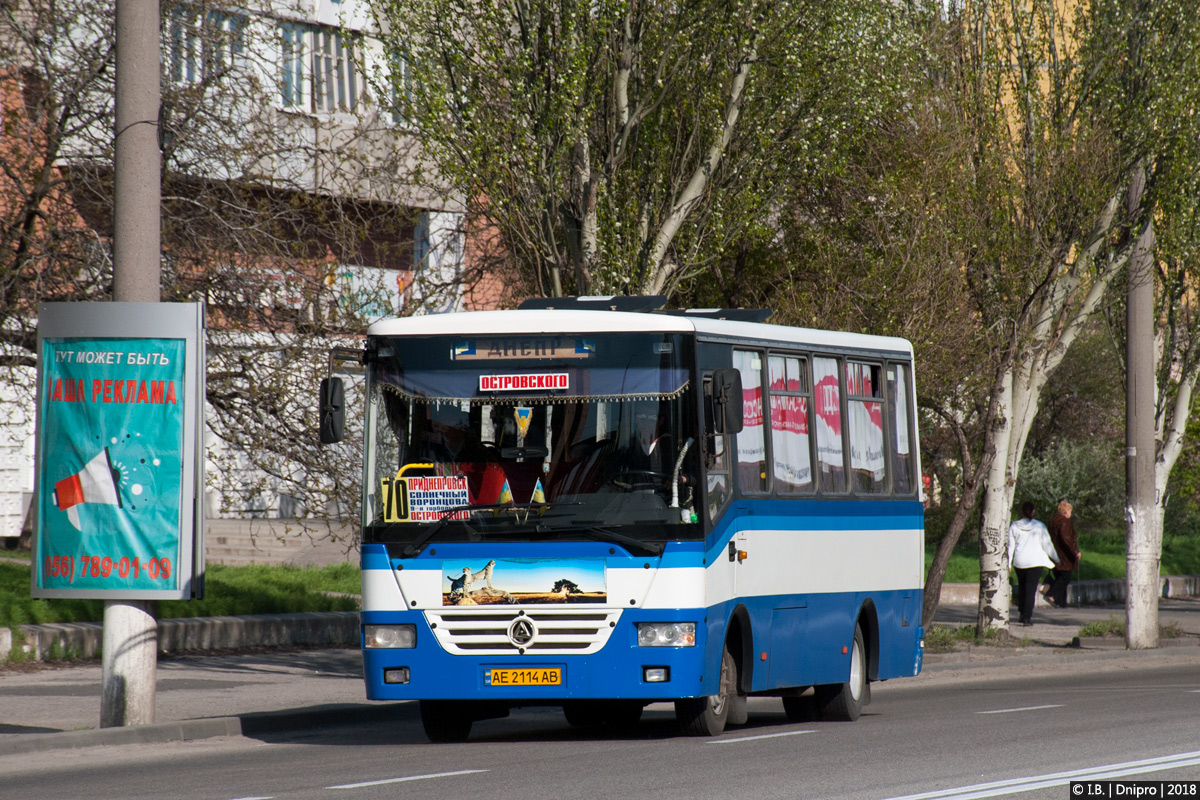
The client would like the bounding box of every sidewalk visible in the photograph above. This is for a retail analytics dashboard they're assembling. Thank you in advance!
[926,596,1200,663]
[0,647,389,756]
[2,598,1198,757]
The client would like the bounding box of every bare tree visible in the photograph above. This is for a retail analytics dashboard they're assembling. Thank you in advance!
[0,0,428,538]
[364,0,922,299]
[717,1,1181,635]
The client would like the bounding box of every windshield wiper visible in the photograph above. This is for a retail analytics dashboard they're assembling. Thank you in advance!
[535,523,663,556]
[402,503,548,556]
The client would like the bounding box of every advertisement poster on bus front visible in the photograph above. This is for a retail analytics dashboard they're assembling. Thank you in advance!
[32,303,205,600]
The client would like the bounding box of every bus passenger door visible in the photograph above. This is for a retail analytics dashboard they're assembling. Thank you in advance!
[731,516,810,689]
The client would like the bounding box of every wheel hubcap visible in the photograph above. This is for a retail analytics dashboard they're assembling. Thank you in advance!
[849,638,864,701]
[712,651,734,714]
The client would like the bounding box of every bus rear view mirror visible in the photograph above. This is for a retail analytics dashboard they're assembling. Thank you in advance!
[319,377,345,444]
[711,368,744,435]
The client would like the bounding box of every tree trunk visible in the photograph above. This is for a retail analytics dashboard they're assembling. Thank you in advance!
[977,368,1014,635]
[921,409,997,626]
[645,41,756,296]
[564,138,598,293]
[922,482,984,625]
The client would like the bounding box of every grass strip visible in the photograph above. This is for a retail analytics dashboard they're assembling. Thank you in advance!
[1,561,360,628]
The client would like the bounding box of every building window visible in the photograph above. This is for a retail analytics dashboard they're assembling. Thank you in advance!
[390,48,414,125]
[312,26,358,113]
[280,24,359,113]
[170,8,246,85]
[280,23,306,107]
[279,493,302,519]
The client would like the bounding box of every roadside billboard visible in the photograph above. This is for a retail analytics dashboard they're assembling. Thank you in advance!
[31,303,205,600]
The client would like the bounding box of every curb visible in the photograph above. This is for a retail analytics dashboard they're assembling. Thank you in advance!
[0,702,415,757]
[1073,635,1199,650]
[0,717,243,756]
[921,638,1200,671]
[3,612,360,662]
[938,575,1200,606]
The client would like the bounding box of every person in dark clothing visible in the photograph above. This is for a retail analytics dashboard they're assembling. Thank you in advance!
[1046,500,1080,608]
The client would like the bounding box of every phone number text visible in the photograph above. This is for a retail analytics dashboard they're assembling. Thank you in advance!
[43,555,173,584]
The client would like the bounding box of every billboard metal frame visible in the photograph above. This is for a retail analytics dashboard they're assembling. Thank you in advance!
[31,302,205,600]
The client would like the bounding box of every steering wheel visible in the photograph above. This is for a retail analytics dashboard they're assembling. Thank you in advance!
[611,469,669,491]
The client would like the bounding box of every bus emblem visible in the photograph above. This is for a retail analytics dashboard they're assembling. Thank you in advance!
[508,618,536,647]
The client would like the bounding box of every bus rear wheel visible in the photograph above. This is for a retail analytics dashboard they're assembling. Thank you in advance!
[420,700,474,742]
[676,646,737,736]
[814,624,866,722]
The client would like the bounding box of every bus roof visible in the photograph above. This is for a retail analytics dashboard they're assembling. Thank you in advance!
[367,309,914,357]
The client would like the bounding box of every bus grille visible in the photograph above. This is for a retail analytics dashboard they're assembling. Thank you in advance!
[424,608,623,655]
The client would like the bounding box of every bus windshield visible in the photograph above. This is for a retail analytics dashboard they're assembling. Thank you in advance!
[363,332,701,550]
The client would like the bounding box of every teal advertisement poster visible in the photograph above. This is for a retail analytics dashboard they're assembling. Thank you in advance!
[36,337,186,593]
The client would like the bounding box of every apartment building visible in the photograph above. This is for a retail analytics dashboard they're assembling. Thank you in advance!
[0,0,483,544]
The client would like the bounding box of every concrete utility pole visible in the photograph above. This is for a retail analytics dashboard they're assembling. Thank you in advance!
[102,0,162,728]
[1125,162,1159,651]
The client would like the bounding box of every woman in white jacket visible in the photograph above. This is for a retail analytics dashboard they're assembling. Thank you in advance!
[1008,502,1060,626]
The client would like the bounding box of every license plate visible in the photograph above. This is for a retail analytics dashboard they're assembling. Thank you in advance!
[485,667,562,687]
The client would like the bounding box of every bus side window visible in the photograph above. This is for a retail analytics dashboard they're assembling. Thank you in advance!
[733,349,768,493]
[846,361,886,494]
[813,356,847,493]
[769,354,814,494]
[888,363,916,495]
[703,376,731,522]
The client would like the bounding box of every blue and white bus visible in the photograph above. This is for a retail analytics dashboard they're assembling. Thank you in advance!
[321,297,925,741]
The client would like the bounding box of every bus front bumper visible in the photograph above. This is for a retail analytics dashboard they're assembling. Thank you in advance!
[361,609,709,702]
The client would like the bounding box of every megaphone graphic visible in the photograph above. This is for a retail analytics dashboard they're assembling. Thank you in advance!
[52,447,122,531]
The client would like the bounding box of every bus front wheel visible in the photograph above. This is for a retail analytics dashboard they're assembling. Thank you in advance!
[420,700,474,742]
[814,624,866,722]
[676,646,737,736]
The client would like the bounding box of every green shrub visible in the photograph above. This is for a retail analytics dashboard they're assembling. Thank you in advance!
[1,561,361,628]
[1078,615,1125,638]
[1014,439,1125,533]
[926,528,1200,584]
[924,624,975,652]
[1077,616,1183,639]
[923,623,1028,651]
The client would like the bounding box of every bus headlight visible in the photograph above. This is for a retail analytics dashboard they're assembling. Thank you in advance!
[637,622,696,647]
[364,624,417,648]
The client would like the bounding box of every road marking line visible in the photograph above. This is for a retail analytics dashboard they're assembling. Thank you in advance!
[976,704,1064,715]
[707,730,815,744]
[878,751,1200,800]
[328,769,488,789]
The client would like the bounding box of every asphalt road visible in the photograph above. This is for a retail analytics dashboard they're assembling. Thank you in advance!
[4,650,1199,800]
